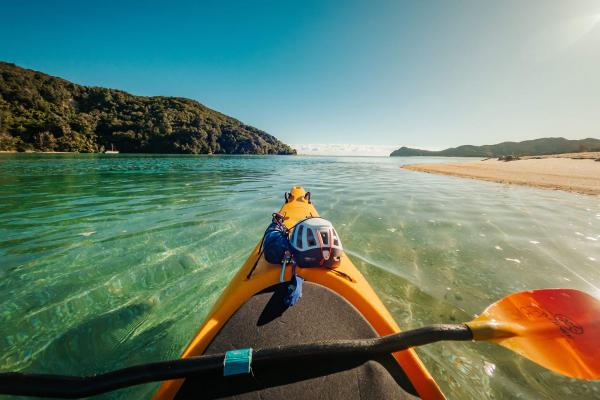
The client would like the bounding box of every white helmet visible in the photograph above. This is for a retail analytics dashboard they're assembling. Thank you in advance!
[290,218,343,268]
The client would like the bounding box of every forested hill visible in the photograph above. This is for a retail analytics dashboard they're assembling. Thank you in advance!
[0,62,296,154]
[390,137,600,157]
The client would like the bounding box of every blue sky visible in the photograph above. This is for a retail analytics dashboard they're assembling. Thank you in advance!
[1,0,599,153]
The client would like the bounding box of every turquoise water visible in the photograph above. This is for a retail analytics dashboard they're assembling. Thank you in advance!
[1,153,599,399]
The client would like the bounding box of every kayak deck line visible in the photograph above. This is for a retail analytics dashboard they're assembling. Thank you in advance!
[153,186,444,400]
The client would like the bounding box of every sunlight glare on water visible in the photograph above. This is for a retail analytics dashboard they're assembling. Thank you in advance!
[1,154,599,399]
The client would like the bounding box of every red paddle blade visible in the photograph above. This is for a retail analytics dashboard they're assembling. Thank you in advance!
[467,289,600,380]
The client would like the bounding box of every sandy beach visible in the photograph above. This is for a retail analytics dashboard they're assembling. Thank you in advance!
[403,153,600,195]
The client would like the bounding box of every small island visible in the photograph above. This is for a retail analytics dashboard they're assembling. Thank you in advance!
[0,62,295,155]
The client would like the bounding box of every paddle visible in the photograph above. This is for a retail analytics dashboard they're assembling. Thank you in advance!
[1,288,598,398]
[465,288,600,380]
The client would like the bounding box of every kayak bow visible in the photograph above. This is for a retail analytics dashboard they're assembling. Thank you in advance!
[153,186,445,399]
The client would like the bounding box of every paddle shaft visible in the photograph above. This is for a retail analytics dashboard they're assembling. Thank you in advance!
[0,324,472,398]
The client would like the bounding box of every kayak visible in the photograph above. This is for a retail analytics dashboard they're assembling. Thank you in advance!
[153,186,445,399]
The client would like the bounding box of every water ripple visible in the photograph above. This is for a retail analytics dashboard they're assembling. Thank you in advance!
[1,153,599,399]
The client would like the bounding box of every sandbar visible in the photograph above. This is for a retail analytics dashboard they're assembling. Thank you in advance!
[403,154,600,195]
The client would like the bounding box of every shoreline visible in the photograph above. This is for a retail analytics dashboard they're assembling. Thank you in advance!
[403,155,600,196]
[0,151,296,156]
[0,150,72,153]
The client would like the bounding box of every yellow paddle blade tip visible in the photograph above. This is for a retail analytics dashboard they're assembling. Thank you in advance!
[467,288,600,380]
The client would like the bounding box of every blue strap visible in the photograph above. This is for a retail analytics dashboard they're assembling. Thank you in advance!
[284,274,304,307]
[280,258,287,282]
[223,348,253,376]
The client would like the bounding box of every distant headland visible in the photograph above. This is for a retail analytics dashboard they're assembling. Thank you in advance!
[0,62,295,155]
[390,137,600,157]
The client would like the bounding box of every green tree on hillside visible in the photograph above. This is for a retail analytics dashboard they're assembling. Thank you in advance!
[0,62,296,155]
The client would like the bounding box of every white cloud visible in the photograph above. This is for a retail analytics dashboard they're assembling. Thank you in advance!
[291,144,399,156]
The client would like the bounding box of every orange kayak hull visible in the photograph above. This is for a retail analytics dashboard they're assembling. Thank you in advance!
[153,186,444,400]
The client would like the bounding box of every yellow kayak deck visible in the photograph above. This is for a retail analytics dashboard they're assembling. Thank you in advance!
[153,186,444,400]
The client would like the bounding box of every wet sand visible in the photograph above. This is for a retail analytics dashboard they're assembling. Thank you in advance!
[403,155,600,195]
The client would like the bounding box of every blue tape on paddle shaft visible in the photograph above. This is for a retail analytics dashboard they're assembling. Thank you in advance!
[223,348,253,376]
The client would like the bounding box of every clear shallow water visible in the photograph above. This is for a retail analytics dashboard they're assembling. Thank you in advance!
[1,153,599,400]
